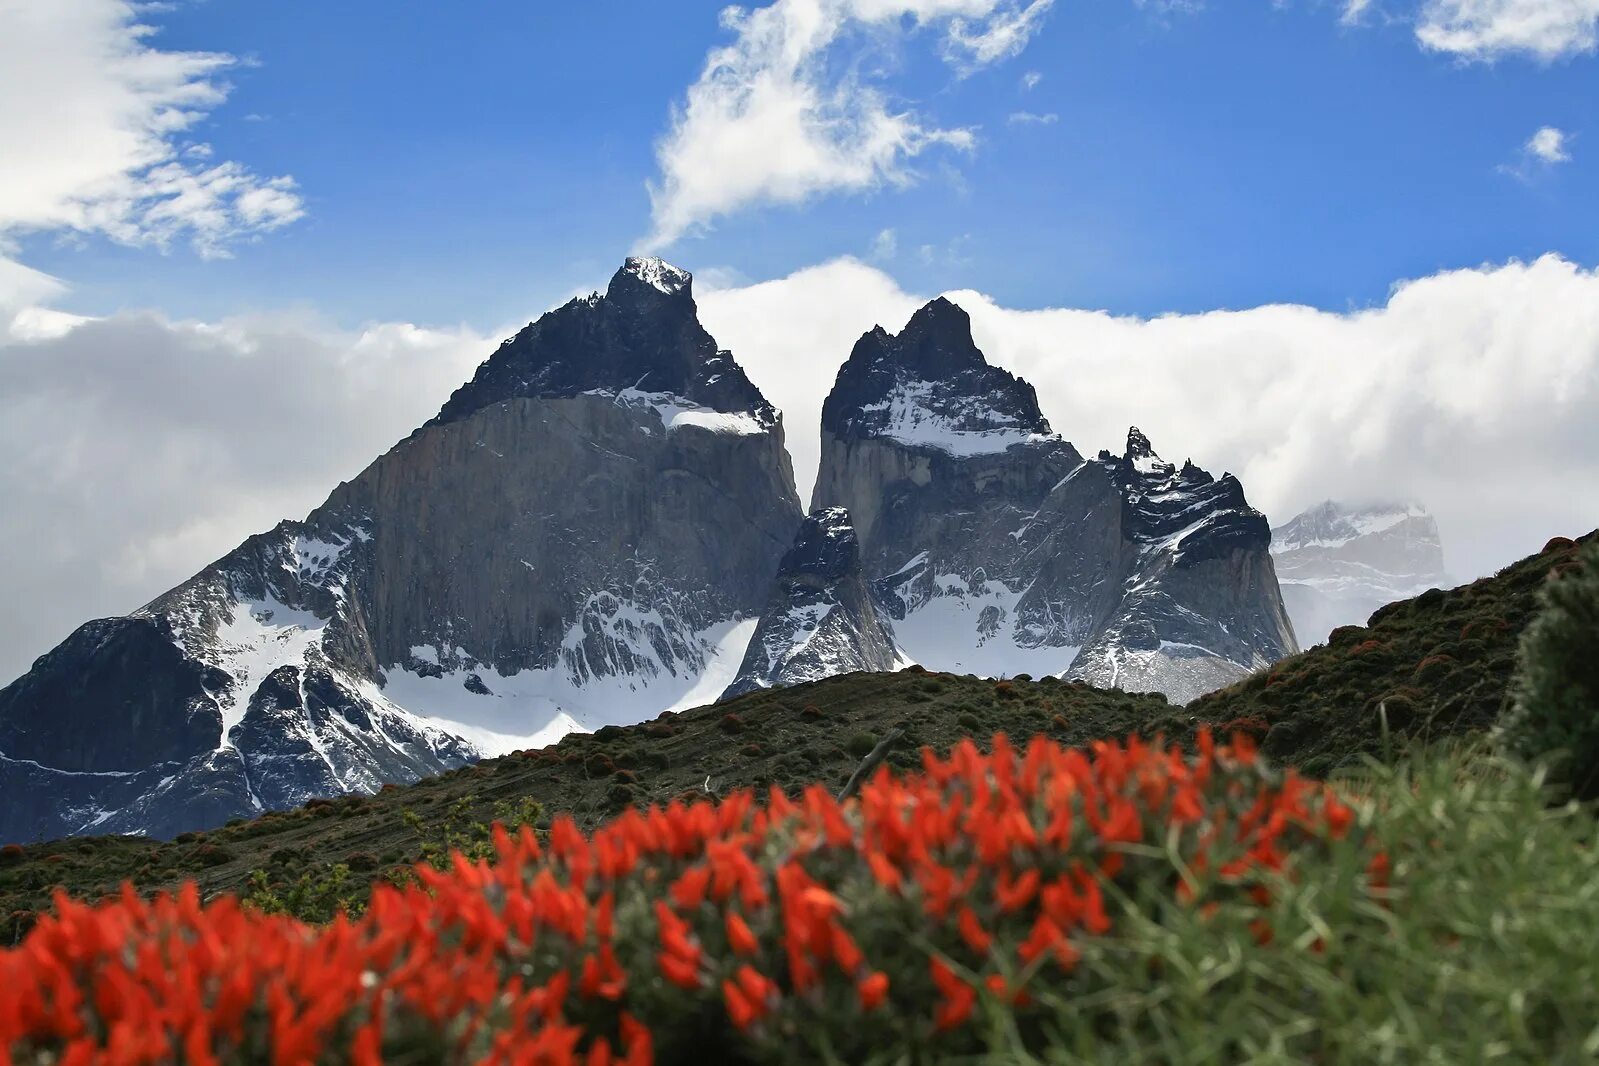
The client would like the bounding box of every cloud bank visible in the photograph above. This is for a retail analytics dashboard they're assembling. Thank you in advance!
[698,254,1599,589]
[0,301,491,683]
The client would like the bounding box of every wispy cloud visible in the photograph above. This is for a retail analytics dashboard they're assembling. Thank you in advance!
[640,0,1054,251]
[0,0,304,259]
[870,227,898,260]
[1007,110,1059,125]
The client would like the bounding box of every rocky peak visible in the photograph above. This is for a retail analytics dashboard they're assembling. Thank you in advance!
[820,297,1053,452]
[777,507,860,590]
[721,507,902,700]
[609,256,693,299]
[429,257,772,429]
[1093,428,1268,566]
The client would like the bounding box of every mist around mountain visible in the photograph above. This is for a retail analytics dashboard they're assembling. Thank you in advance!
[1271,500,1449,646]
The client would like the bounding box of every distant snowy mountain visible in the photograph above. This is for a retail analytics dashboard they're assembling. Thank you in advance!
[1271,501,1448,646]
[809,297,1297,703]
[0,258,801,843]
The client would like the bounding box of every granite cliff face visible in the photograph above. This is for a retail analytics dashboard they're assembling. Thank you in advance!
[722,508,903,699]
[809,298,1297,702]
[1270,501,1448,646]
[0,258,802,843]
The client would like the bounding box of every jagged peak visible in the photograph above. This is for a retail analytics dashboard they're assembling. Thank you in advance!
[1125,426,1156,460]
[611,256,692,298]
[820,298,1054,448]
[780,507,862,583]
[879,297,985,376]
[428,257,774,429]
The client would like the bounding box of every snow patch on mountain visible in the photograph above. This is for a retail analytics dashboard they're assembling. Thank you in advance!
[862,379,1054,456]
[591,388,768,436]
[203,595,328,748]
[622,256,691,295]
[880,553,1082,678]
[380,616,759,756]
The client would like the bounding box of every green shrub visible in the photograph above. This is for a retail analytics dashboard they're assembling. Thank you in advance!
[845,730,879,758]
[1501,540,1599,799]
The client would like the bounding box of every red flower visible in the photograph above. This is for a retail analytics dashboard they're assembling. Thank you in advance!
[857,971,890,1011]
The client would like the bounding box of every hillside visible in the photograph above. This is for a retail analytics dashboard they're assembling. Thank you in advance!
[2,531,1589,944]
[1191,531,1593,774]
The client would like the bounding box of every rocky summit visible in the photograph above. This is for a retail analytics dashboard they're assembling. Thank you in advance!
[808,297,1297,702]
[0,257,802,843]
[1270,501,1449,646]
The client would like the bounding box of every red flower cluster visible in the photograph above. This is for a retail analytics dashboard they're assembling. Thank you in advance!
[0,729,1373,1065]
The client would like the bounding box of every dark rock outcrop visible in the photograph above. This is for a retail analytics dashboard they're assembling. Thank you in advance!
[722,508,902,699]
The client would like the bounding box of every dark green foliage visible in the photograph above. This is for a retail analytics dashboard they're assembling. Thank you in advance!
[1190,532,1593,768]
[845,730,879,758]
[1501,539,1599,799]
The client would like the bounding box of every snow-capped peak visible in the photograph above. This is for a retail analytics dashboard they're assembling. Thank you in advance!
[1271,500,1432,552]
[1123,427,1173,476]
[620,256,691,295]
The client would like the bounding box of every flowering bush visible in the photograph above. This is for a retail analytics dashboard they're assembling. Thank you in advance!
[1,730,1376,1064]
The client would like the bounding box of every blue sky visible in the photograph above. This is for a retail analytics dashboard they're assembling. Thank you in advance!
[15,0,1597,327]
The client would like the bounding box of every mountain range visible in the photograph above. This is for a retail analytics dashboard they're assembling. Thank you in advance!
[0,258,1297,842]
[1270,501,1449,646]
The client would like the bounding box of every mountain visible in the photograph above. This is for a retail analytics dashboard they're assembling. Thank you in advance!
[721,508,904,699]
[1270,501,1449,646]
[811,297,1297,702]
[9,531,1585,947]
[0,257,802,843]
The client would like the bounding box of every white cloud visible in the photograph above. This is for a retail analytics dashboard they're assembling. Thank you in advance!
[1007,110,1059,124]
[1525,124,1572,162]
[641,0,1052,250]
[1021,69,1043,89]
[946,0,1054,70]
[0,287,494,682]
[0,0,303,258]
[1340,0,1377,24]
[698,254,1599,586]
[1415,0,1599,60]
[870,227,898,259]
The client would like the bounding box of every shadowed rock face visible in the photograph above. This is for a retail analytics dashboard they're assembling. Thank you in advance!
[0,258,802,844]
[1271,501,1449,646]
[811,299,1297,701]
[722,508,903,699]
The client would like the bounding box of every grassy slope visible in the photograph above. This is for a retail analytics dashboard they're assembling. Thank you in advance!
[2,531,1590,943]
[1191,531,1593,773]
